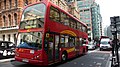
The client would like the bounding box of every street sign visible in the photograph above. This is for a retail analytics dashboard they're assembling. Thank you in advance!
[114,16,120,22]
[116,19,120,33]
[110,16,120,67]
[110,17,115,24]
[110,24,116,31]
[110,16,120,34]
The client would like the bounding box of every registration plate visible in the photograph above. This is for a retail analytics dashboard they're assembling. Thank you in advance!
[22,59,29,62]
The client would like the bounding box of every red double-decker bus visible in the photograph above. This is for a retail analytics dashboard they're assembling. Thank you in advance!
[15,0,88,66]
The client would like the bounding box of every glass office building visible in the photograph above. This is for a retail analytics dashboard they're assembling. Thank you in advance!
[77,0,102,40]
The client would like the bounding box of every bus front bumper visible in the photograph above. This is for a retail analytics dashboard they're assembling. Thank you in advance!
[15,57,46,66]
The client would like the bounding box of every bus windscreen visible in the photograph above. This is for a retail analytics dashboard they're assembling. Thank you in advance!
[17,32,42,50]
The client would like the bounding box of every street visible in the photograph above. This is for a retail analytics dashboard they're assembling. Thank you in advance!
[0,49,111,67]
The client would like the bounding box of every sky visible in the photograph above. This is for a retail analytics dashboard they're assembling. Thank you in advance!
[95,0,120,28]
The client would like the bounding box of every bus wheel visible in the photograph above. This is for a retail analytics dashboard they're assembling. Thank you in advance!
[62,53,67,61]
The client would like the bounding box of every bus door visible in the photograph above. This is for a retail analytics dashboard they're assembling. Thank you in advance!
[45,33,59,63]
[54,35,59,61]
[47,34,54,63]
[75,37,80,56]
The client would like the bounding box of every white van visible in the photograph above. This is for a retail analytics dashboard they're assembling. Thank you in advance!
[100,38,112,51]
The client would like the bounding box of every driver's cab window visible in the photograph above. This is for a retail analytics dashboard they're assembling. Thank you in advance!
[17,32,43,49]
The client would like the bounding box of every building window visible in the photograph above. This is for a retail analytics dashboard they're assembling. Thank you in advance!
[14,34,17,44]
[3,16,6,26]
[66,0,74,2]
[3,35,5,41]
[0,2,1,10]
[36,0,41,2]
[80,10,83,12]
[4,0,6,9]
[14,13,17,25]
[84,9,89,12]
[88,28,91,31]
[8,14,12,26]
[24,0,28,6]
[8,34,10,41]
[9,0,12,8]
[15,0,18,7]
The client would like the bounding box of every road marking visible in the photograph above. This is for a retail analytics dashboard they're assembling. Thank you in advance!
[0,58,14,63]
[89,64,93,66]
[73,62,77,64]
[81,63,84,65]
[96,63,102,66]
[93,51,111,54]
[94,57,105,60]
[94,62,97,64]
[87,49,98,53]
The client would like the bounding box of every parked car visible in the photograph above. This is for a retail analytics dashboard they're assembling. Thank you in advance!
[87,41,96,50]
[100,38,112,51]
[0,41,15,59]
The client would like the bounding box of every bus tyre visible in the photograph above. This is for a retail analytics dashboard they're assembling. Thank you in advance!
[62,53,67,62]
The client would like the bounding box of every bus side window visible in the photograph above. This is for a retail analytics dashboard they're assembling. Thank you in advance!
[65,36,69,47]
[50,9,55,20]
[44,38,48,52]
[61,12,69,26]
[49,6,60,22]
[69,37,75,47]
[60,35,65,47]
[75,37,79,46]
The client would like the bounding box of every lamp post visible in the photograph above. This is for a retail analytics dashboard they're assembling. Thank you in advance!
[110,16,120,67]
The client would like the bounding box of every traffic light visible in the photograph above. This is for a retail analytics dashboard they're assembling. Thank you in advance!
[110,16,120,34]
[110,16,120,67]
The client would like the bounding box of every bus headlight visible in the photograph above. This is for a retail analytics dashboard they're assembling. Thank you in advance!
[33,55,41,60]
